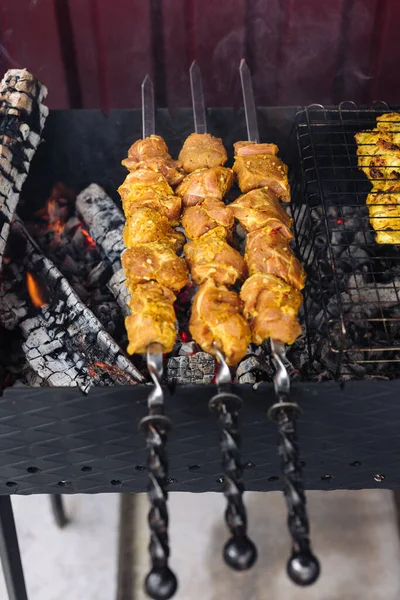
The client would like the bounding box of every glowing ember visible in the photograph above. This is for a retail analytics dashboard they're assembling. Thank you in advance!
[81,228,96,247]
[26,272,48,308]
[179,331,191,343]
[337,219,344,224]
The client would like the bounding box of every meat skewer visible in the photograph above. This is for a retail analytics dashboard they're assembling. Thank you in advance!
[239,58,320,586]
[119,75,179,600]
[181,60,257,572]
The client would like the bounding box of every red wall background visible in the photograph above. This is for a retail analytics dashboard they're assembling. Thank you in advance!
[0,0,398,110]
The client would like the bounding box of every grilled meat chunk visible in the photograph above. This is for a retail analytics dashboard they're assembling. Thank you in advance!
[357,141,400,180]
[240,274,302,345]
[184,226,247,286]
[119,169,181,224]
[189,279,251,365]
[234,140,279,156]
[125,282,177,354]
[376,112,400,132]
[178,133,228,172]
[233,154,290,200]
[181,197,234,240]
[375,230,400,244]
[176,166,234,206]
[245,226,306,290]
[121,135,184,185]
[122,242,188,292]
[123,208,185,251]
[229,187,293,238]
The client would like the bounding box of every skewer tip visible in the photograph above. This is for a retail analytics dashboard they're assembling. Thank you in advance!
[239,58,249,73]
[142,74,153,89]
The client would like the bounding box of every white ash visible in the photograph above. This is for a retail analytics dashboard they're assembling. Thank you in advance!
[167,352,215,385]
[0,69,48,269]
[76,183,125,271]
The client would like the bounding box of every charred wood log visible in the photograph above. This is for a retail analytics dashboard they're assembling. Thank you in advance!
[108,268,131,316]
[0,69,48,269]
[0,218,144,390]
[76,184,125,271]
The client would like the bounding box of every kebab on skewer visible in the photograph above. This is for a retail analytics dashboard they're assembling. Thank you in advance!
[173,60,257,574]
[118,158,188,356]
[175,157,251,366]
[118,76,184,600]
[234,59,319,587]
[229,149,305,346]
[355,113,400,244]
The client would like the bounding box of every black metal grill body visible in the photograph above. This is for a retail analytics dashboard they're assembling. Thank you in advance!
[1,108,400,495]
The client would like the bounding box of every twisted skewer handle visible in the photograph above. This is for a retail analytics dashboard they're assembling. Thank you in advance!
[269,402,320,586]
[139,408,178,600]
[210,391,257,571]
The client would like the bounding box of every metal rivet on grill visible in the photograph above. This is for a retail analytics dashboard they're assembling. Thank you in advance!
[27,466,39,473]
[188,465,200,471]
[81,466,92,472]
[268,476,279,482]
[321,474,332,481]
[5,481,17,488]
[135,465,146,471]
[244,461,255,469]
[350,461,361,467]
[167,478,177,485]
[110,479,122,486]
[374,473,385,483]
[57,481,71,487]
[216,476,225,484]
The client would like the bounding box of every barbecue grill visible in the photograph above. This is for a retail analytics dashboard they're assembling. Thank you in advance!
[2,1,400,598]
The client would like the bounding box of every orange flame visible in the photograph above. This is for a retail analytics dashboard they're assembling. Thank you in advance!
[26,272,47,308]
[81,228,96,247]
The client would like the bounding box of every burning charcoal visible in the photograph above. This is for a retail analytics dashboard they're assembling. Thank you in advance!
[0,218,143,391]
[76,184,125,271]
[87,260,113,288]
[0,69,48,269]
[167,352,215,384]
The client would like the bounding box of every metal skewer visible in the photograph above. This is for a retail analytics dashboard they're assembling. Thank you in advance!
[239,58,320,586]
[138,76,177,600]
[190,61,257,571]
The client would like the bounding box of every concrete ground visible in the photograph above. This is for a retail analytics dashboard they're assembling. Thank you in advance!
[1,490,400,600]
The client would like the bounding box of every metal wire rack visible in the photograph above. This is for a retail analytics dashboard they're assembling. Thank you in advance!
[292,102,400,370]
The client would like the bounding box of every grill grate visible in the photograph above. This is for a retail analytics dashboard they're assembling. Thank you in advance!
[292,103,400,370]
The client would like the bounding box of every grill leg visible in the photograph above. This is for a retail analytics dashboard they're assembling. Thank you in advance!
[49,495,68,529]
[0,495,28,600]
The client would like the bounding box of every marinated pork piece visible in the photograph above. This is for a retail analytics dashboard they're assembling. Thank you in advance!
[123,208,185,251]
[178,133,228,172]
[181,197,234,239]
[245,226,306,290]
[184,226,247,286]
[229,187,293,238]
[240,274,302,345]
[125,282,177,354]
[176,166,234,206]
[189,279,251,366]
[234,140,279,156]
[121,135,184,185]
[122,242,188,292]
[233,154,290,200]
[119,169,182,224]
